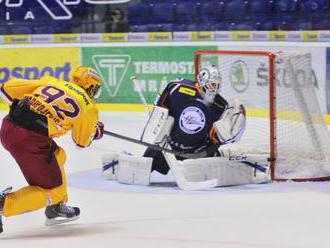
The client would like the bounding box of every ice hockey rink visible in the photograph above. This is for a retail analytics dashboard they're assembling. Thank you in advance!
[1,111,330,248]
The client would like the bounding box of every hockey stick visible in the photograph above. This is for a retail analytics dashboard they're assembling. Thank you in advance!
[103,130,205,159]
[162,151,218,190]
[131,76,150,114]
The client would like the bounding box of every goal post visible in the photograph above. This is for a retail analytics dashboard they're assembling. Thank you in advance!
[194,49,330,181]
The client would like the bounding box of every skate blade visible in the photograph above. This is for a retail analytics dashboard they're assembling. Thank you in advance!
[45,216,80,226]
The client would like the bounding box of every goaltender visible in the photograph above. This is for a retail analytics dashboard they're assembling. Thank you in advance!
[102,66,268,189]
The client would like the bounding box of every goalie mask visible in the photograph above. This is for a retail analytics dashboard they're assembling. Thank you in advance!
[197,66,222,104]
[70,66,102,99]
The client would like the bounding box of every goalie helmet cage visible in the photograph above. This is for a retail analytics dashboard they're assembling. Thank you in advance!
[194,50,330,181]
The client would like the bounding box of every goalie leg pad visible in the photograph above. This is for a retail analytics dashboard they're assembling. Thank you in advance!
[182,157,259,186]
[102,151,120,180]
[116,153,153,186]
[102,151,153,186]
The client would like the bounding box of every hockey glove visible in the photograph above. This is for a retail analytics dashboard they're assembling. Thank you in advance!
[213,100,246,144]
[94,121,104,140]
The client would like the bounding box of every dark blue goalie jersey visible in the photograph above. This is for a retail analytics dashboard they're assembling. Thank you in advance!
[154,78,228,153]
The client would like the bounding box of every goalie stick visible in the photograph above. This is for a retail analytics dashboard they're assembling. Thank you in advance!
[104,129,218,190]
[131,76,150,114]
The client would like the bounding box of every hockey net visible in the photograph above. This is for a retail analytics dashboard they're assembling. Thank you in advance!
[194,50,330,181]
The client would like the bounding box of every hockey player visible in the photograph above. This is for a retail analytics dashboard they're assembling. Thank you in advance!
[0,66,104,233]
[101,66,268,189]
[142,66,234,174]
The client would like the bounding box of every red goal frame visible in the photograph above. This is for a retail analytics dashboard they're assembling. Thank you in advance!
[194,50,330,182]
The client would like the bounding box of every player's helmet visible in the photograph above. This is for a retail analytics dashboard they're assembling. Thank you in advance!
[197,65,222,103]
[70,66,102,98]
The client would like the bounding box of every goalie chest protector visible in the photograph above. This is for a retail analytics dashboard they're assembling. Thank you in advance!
[169,99,223,152]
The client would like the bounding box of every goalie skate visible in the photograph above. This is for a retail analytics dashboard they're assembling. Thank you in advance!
[45,202,80,226]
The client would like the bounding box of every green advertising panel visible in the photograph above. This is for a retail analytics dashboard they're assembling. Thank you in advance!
[82,46,216,103]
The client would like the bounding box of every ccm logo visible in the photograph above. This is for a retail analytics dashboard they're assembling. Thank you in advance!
[228,155,248,161]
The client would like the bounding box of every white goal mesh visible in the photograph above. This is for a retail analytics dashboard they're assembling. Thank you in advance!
[195,50,330,181]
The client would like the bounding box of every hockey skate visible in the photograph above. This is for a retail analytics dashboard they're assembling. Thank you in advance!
[0,187,13,233]
[44,202,80,226]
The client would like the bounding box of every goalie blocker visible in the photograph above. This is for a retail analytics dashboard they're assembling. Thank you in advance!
[102,105,270,188]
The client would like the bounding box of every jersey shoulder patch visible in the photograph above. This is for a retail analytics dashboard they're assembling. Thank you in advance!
[178,86,196,96]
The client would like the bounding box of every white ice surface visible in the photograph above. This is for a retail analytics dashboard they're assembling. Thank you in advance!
[1,111,330,248]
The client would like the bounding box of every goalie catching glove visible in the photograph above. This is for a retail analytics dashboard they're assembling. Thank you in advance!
[213,99,246,144]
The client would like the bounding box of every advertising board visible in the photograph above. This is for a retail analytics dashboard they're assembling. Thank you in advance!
[81,45,216,103]
[0,47,79,104]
